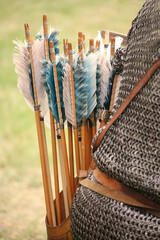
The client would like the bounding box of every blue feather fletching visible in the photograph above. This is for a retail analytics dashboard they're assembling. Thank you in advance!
[48,31,60,58]
[94,62,101,118]
[36,33,42,41]
[56,61,66,122]
[86,51,90,57]
[73,59,88,124]
[41,60,66,123]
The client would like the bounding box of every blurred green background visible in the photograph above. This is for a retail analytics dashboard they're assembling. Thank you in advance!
[0,0,145,239]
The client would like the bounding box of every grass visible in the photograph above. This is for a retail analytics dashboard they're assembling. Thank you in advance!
[0,0,145,239]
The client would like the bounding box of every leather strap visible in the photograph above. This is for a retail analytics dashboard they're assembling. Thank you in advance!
[79,168,160,217]
[94,168,160,211]
[93,57,160,153]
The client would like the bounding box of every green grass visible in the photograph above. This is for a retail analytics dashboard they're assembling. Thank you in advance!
[0,0,145,239]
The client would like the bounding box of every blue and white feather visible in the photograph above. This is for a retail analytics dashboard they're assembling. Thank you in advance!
[94,61,101,118]
[99,54,112,109]
[41,59,66,124]
[83,53,97,120]
[63,59,88,126]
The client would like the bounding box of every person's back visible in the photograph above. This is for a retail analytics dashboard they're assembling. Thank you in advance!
[71,0,160,239]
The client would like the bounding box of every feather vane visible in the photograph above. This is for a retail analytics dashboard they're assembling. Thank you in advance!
[41,60,66,124]
[83,53,97,119]
[13,39,48,117]
[48,30,60,57]
[99,54,112,109]
[13,40,34,110]
[63,64,73,125]
[74,60,88,124]
[63,60,88,125]
[94,62,101,118]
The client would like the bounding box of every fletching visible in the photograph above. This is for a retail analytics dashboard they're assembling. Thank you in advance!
[99,54,112,109]
[36,32,42,41]
[94,61,101,118]
[36,29,59,58]
[73,51,86,67]
[13,40,34,110]
[56,60,66,122]
[83,53,97,119]
[41,60,66,124]
[63,60,88,126]
[32,39,48,115]
[94,31,105,53]
[103,69,115,110]
[48,30,60,57]
[59,55,68,67]
[74,59,88,123]
[63,64,73,124]
[13,39,48,117]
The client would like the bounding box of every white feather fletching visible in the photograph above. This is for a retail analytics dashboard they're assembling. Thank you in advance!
[13,39,49,117]
[63,64,74,125]
[83,53,97,118]
[13,40,34,111]
[99,54,112,108]
[94,31,105,53]
[32,38,49,116]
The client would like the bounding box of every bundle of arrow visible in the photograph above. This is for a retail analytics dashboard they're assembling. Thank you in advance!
[13,15,126,230]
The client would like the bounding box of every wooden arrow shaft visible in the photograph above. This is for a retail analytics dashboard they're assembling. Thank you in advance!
[68,43,81,175]
[70,67,81,174]
[68,122,75,194]
[50,112,61,224]
[25,23,56,226]
[63,39,75,195]
[35,110,56,226]
[43,16,62,225]
[50,41,72,207]
[57,136,69,217]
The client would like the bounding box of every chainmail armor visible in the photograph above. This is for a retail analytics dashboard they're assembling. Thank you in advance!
[71,172,160,240]
[93,0,160,204]
[71,0,160,239]
[112,48,126,75]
